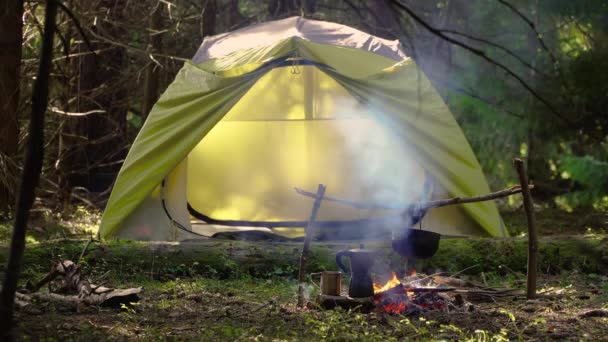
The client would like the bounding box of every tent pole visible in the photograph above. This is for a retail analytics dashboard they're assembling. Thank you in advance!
[297,184,326,307]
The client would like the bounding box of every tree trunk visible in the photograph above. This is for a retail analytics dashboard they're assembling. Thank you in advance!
[227,0,246,29]
[268,0,299,19]
[142,3,164,118]
[0,0,24,215]
[202,0,216,38]
[367,0,402,40]
[0,0,58,337]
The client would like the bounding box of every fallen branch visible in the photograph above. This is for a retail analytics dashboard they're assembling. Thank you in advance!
[295,184,533,212]
[23,260,142,309]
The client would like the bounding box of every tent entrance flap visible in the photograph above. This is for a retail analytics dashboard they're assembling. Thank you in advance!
[187,65,429,226]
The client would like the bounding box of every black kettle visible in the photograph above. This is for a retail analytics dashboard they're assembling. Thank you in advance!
[335,249,377,298]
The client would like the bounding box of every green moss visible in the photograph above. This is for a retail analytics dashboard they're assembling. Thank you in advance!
[418,237,604,276]
[1,235,605,288]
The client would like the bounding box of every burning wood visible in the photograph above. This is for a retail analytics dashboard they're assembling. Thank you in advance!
[373,272,454,315]
[317,270,519,315]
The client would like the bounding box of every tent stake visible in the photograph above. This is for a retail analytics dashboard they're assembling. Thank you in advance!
[297,184,326,307]
[513,158,538,299]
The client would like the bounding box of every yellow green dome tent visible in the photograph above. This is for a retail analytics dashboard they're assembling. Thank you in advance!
[99,17,506,241]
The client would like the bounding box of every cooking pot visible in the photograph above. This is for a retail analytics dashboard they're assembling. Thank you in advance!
[391,228,441,259]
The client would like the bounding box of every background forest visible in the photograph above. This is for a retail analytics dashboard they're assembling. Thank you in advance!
[1,0,607,223]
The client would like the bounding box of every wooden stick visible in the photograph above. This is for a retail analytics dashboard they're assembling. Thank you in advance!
[297,184,326,307]
[295,184,532,211]
[513,158,538,299]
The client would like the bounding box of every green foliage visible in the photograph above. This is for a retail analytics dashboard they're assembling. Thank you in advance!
[560,156,608,207]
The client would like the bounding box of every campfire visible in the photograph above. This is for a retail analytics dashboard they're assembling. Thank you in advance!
[316,265,521,314]
[373,271,451,315]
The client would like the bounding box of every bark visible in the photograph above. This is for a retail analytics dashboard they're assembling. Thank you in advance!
[0,0,24,215]
[142,3,164,118]
[0,0,58,338]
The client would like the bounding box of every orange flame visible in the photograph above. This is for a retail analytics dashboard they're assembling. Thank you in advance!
[373,272,402,294]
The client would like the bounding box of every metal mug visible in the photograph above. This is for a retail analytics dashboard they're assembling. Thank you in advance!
[311,271,342,296]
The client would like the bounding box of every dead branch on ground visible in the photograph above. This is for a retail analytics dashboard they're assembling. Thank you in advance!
[19,260,142,311]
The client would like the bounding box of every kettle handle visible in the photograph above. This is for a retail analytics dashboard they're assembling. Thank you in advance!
[335,250,350,273]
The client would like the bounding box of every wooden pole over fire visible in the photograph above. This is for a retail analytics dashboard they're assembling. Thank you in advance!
[297,184,326,307]
[513,158,538,299]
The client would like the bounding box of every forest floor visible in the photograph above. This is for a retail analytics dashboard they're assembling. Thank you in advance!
[1,205,607,340]
[12,272,608,340]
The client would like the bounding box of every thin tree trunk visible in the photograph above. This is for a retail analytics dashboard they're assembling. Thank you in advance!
[0,0,24,215]
[227,0,245,28]
[367,0,402,40]
[268,0,298,19]
[0,0,58,337]
[202,0,216,37]
[142,3,163,118]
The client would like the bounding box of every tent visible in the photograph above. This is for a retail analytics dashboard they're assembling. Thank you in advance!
[99,17,506,241]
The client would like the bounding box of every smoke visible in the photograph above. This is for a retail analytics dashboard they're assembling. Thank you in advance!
[327,98,436,240]
[298,282,317,303]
